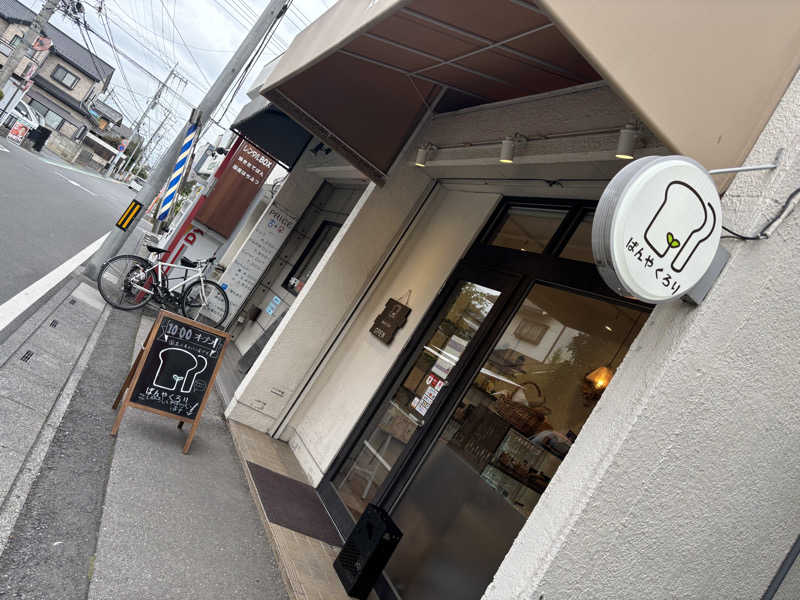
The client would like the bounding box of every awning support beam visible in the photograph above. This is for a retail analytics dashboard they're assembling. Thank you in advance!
[338,49,489,102]
[411,24,554,78]
[364,32,519,88]
[400,7,586,82]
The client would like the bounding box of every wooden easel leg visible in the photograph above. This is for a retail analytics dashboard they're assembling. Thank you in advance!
[111,400,128,436]
[182,419,199,454]
[113,348,144,410]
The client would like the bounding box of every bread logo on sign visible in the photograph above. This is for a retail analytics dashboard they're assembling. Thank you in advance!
[644,181,717,273]
[592,156,722,304]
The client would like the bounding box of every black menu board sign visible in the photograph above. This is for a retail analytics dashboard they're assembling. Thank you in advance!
[112,311,229,453]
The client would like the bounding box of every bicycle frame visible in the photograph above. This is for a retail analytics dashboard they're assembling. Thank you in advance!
[129,260,207,303]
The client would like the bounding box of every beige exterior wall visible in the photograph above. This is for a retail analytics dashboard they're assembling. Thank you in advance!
[37,55,97,102]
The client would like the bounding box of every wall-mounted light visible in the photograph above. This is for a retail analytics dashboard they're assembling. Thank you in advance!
[500,136,515,164]
[415,144,436,167]
[615,123,640,160]
[415,146,428,167]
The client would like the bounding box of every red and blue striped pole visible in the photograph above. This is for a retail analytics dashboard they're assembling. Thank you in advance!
[157,121,198,221]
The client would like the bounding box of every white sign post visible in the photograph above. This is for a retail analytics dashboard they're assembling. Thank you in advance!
[592,156,722,303]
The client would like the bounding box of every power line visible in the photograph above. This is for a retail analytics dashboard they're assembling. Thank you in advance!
[157,0,212,88]
[211,1,287,126]
[106,0,235,53]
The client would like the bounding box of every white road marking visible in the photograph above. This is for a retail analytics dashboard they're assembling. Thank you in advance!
[57,173,97,196]
[0,145,9,153]
[0,233,108,334]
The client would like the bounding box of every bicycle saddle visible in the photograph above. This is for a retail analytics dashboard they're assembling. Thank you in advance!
[180,257,199,268]
[146,245,170,254]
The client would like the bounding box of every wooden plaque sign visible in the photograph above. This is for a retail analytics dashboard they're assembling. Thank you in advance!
[370,298,411,345]
[112,311,229,453]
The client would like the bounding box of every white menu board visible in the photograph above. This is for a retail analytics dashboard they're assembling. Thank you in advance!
[218,202,297,325]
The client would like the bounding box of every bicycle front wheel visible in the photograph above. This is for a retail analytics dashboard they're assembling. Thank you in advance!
[181,280,229,328]
[97,255,155,310]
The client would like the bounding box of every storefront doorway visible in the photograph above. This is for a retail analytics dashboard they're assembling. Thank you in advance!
[319,197,650,599]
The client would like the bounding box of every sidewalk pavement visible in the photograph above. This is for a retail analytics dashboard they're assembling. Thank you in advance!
[0,274,288,599]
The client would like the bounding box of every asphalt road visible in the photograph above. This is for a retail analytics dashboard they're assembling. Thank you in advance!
[0,139,137,304]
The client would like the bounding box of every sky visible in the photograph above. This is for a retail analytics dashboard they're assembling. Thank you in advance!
[21,0,335,165]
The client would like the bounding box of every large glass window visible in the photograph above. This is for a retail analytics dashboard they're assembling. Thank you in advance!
[386,284,647,600]
[332,281,502,521]
[488,206,567,253]
[28,99,64,131]
[560,211,594,263]
[52,65,79,89]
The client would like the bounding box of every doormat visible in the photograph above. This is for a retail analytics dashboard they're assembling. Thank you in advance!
[247,461,342,547]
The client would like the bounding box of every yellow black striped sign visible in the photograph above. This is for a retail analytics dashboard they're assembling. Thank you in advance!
[116,200,142,231]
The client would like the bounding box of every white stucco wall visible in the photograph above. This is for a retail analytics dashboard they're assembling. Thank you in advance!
[483,70,800,600]
[226,155,431,431]
[774,555,800,600]
[286,186,500,483]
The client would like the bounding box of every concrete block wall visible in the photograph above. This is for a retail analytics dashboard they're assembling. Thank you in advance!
[482,68,800,600]
[44,129,80,162]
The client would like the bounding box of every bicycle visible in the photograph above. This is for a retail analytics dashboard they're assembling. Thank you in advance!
[96,245,230,328]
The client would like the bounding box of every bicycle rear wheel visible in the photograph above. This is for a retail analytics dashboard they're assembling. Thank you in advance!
[97,255,155,310]
[181,280,229,328]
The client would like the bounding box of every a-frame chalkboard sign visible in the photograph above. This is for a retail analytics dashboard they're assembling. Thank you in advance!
[112,311,229,453]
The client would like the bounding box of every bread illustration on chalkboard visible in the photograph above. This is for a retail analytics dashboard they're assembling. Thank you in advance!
[153,349,207,393]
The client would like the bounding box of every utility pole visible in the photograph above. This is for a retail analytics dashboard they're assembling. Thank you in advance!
[0,0,59,94]
[124,109,171,179]
[106,65,177,177]
[86,0,288,278]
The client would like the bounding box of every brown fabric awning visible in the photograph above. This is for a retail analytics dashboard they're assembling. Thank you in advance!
[260,0,600,183]
[261,0,800,186]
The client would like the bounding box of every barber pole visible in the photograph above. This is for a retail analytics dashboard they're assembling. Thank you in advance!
[157,122,198,221]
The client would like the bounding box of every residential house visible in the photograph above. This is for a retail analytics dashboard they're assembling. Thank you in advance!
[0,0,114,140]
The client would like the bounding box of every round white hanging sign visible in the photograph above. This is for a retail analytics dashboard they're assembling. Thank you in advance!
[592,156,721,303]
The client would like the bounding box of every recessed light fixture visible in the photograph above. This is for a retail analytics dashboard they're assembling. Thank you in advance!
[616,123,639,160]
[604,325,613,332]
[500,136,515,164]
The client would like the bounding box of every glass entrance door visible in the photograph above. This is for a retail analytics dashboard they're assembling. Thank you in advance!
[319,197,650,600]
[384,284,647,599]
[326,266,519,525]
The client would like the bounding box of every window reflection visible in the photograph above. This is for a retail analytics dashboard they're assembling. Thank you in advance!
[560,211,595,263]
[489,207,567,253]
[333,281,501,521]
